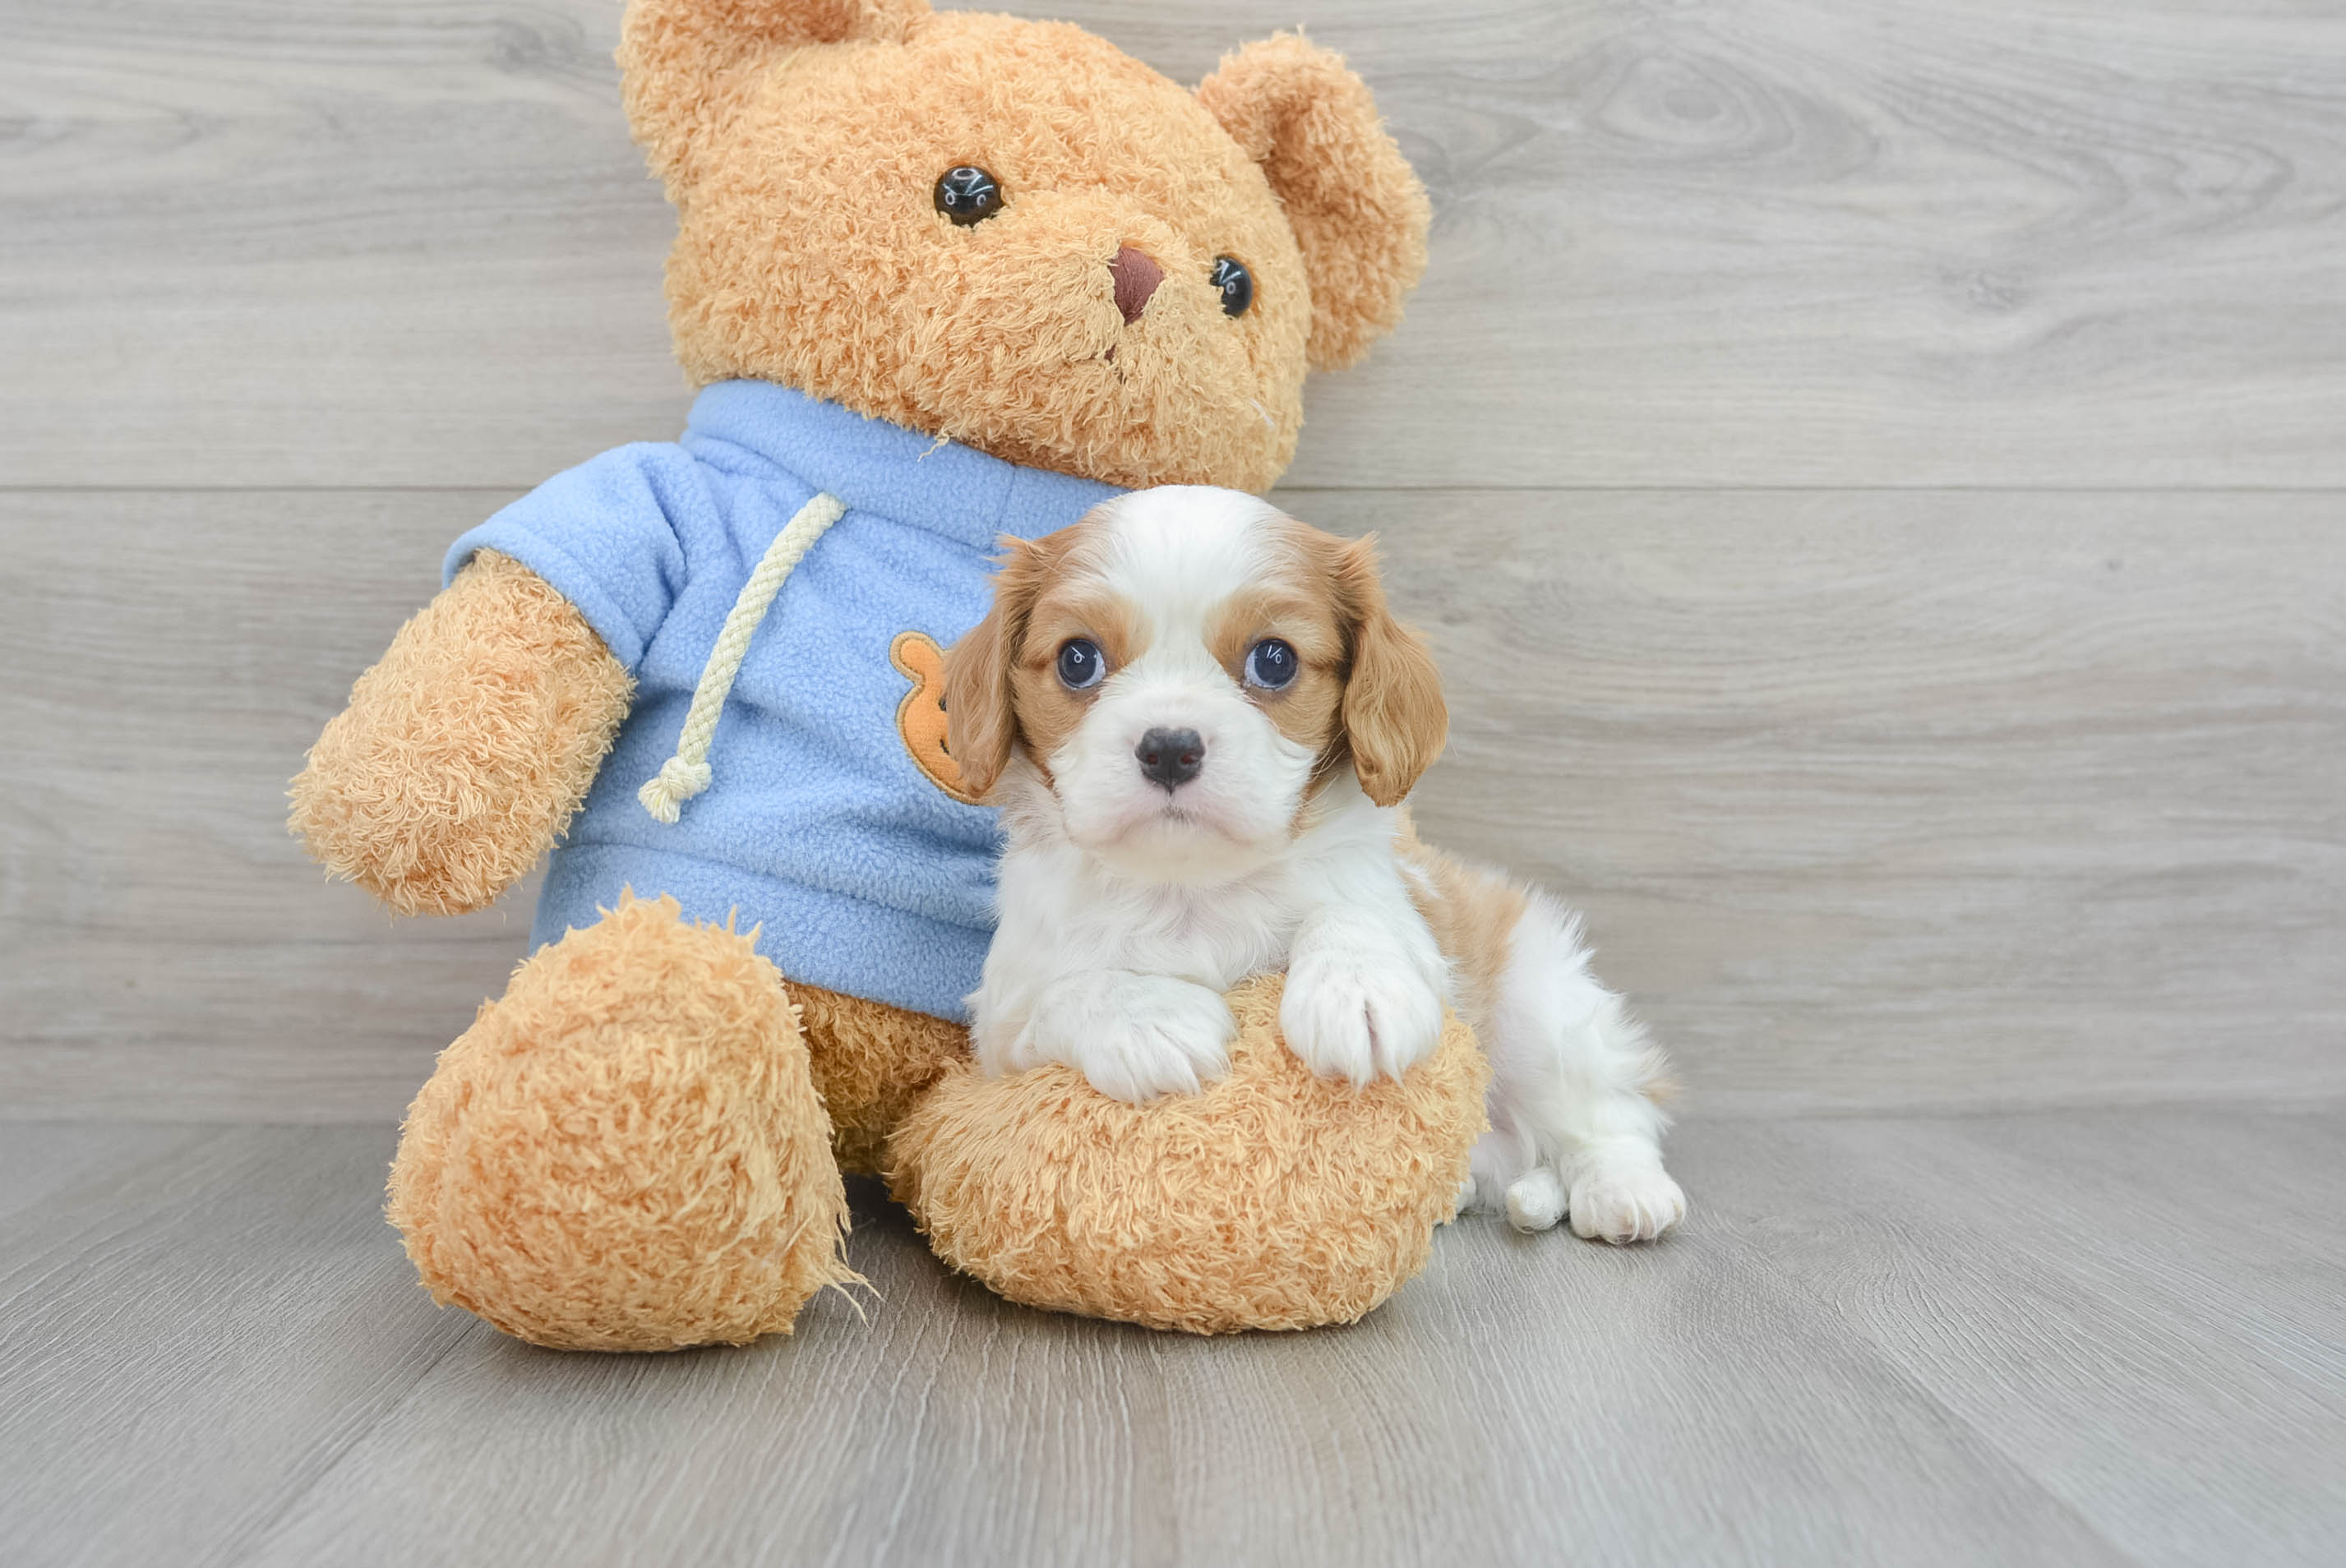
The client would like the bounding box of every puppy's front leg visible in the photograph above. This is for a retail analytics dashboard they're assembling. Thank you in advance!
[997,971,1236,1104]
[1282,866,1450,1084]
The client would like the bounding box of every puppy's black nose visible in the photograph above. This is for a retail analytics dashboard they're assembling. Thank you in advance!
[1135,726,1203,790]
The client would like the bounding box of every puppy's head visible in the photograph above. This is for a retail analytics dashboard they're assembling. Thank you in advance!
[945,487,1446,881]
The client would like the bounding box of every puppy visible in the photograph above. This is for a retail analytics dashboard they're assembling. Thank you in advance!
[944,487,1684,1243]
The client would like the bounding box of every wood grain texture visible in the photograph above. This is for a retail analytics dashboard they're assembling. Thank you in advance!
[1335,487,2346,1115]
[8,1114,2344,1566]
[0,488,542,1120]
[5,1,2346,488]
[7,2,2344,1561]
[4,487,2338,1120]
[0,1124,479,1568]
[1692,1111,2346,1566]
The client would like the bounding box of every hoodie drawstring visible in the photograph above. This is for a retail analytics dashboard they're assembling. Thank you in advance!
[637,491,846,823]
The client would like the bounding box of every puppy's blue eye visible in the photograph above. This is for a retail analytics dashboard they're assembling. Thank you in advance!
[1245,638,1297,690]
[1057,638,1106,690]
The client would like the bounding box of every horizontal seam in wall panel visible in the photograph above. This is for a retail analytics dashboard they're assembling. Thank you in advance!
[9,1099,2344,1129]
[13,484,2346,498]
[1268,483,2346,496]
[0,485,536,497]
[1673,1097,2346,1124]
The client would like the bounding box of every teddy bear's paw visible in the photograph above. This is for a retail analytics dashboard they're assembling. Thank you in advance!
[1281,932,1447,1085]
[888,973,1492,1334]
[1566,1156,1687,1245]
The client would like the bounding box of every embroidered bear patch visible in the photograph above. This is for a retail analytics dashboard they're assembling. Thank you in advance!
[889,630,981,805]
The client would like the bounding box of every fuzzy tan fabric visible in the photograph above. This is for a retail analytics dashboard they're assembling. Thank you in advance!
[386,893,853,1351]
[316,0,1453,1348]
[289,551,632,916]
[792,981,967,1175]
[621,2,1428,492]
[1197,34,1433,372]
[885,974,1489,1335]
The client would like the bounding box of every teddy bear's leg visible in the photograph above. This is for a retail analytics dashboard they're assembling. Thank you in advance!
[386,892,853,1351]
[787,985,969,1175]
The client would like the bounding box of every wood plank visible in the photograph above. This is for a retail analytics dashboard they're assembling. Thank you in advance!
[0,1121,216,1228]
[0,1124,480,1568]
[1689,1110,2346,1566]
[5,2,2346,489]
[0,487,542,1121]
[1330,487,2346,1115]
[13,1116,2341,1565]
[4,486,2339,1120]
[230,1170,2122,1568]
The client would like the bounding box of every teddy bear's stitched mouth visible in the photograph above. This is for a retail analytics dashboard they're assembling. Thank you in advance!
[1083,345,1129,385]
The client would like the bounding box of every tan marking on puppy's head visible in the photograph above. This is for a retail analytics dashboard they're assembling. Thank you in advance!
[1226,518,1447,807]
[951,491,1443,861]
[1008,570,1144,782]
[942,517,1132,799]
[1204,575,1346,751]
[1327,531,1447,806]
[941,532,1051,801]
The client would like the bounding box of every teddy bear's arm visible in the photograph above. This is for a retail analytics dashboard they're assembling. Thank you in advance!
[289,551,634,916]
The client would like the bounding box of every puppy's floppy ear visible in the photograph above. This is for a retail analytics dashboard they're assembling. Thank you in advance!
[1196,33,1432,371]
[943,535,1046,801]
[1336,535,1446,807]
[620,0,930,185]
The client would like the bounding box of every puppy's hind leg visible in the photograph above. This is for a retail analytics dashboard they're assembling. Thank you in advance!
[1412,844,1684,1243]
[1491,892,1683,1242]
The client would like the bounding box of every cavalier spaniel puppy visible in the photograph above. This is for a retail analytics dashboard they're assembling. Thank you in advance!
[944,487,1683,1243]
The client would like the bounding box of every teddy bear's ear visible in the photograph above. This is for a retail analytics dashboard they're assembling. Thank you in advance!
[621,0,931,184]
[1196,34,1432,371]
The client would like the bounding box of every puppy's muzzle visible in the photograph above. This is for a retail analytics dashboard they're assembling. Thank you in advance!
[1134,726,1203,791]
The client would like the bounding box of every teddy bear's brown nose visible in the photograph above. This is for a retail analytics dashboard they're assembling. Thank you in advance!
[1110,245,1162,325]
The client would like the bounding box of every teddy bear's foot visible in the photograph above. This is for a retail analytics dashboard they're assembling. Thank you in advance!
[386,892,853,1351]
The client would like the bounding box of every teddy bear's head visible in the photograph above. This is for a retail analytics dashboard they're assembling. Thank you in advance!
[619,0,1429,493]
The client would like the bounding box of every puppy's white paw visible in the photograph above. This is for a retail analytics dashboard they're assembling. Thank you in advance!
[1503,1167,1567,1233]
[1282,941,1446,1084]
[1568,1158,1686,1245]
[1064,979,1235,1103]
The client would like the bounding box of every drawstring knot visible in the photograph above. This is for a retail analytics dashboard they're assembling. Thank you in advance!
[635,755,715,823]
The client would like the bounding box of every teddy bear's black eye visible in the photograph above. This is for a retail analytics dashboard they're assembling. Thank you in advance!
[1210,256,1254,317]
[1057,638,1106,690]
[935,166,1003,226]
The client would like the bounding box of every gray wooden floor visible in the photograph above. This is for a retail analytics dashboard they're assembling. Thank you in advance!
[5,0,2345,1563]
[5,1110,2344,1567]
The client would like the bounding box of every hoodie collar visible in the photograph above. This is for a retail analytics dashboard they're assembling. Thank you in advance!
[682,379,1125,551]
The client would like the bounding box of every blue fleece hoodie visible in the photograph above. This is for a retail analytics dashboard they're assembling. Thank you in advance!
[446,380,1123,1021]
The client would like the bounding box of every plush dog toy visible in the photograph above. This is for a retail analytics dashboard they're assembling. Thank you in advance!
[292,0,1475,1349]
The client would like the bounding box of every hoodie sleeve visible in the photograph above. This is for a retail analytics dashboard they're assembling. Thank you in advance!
[441,442,711,671]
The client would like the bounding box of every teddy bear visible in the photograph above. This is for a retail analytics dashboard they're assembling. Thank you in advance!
[290,0,1485,1349]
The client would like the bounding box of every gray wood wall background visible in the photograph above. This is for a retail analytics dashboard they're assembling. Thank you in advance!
[3,0,2340,1123]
